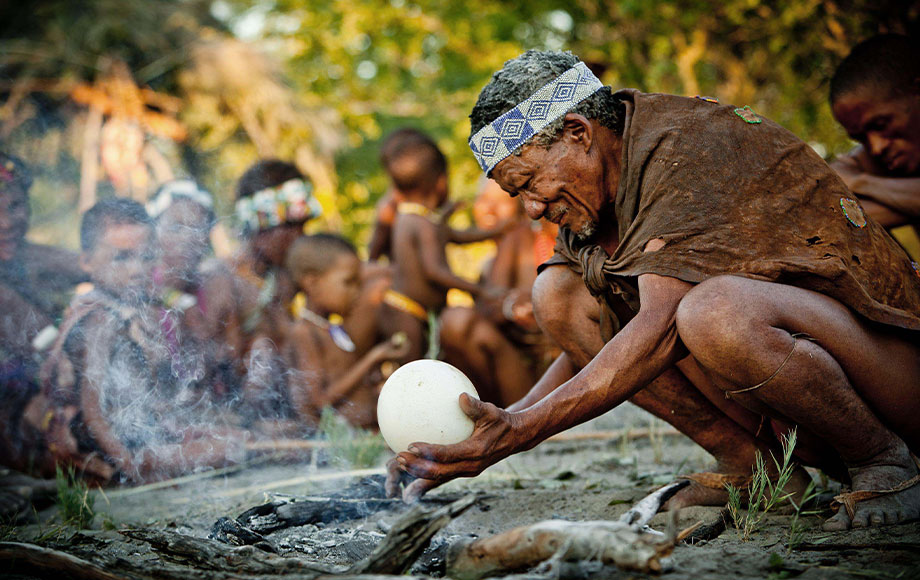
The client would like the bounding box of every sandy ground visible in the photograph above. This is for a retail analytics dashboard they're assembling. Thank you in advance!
[6,403,920,579]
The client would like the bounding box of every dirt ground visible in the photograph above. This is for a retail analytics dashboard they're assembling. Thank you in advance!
[5,403,920,579]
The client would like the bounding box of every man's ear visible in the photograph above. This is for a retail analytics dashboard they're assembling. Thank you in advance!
[562,113,593,153]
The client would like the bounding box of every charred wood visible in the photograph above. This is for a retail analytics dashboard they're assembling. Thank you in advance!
[348,495,477,575]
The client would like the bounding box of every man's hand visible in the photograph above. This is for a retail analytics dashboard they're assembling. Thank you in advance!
[384,393,522,502]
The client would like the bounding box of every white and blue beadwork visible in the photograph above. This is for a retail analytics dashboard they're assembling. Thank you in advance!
[146,179,214,218]
[469,61,604,174]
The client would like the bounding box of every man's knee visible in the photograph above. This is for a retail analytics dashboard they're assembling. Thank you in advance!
[533,266,593,337]
[439,307,477,349]
[676,275,759,356]
[533,265,604,364]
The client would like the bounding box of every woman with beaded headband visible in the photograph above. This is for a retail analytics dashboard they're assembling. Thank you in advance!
[388,50,920,532]
[228,160,326,434]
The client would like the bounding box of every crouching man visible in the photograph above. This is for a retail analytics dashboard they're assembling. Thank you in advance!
[388,50,920,531]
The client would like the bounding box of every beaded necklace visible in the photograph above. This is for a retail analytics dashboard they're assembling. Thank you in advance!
[293,293,356,352]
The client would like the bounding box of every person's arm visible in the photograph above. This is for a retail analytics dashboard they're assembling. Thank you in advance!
[321,338,409,407]
[367,221,393,262]
[369,190,400,261]
[0,284,51,356]
[858,198,909,228]
[390,273,692,501]
[414,216,494,297]
[504,352,577,413]
[78,317,139,476]
[831,150,920,222]
[344,263,391,354]
[447,224,510,244]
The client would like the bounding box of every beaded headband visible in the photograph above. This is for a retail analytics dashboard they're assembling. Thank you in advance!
[235,178,322,234]
[468,61,604,174]
[146,179,214,219]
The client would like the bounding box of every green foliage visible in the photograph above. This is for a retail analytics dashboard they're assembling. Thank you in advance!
[726,428,799,541]
[318,407,387,468]
[55,464,95,529]
[1,0,915,249]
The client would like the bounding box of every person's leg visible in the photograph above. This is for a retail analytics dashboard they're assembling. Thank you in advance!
[439,307,535,407]
[675,275,920,529]
[533,265,809,508]
[378,306,427,364]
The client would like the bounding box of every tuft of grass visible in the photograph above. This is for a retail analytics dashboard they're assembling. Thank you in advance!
[0,517,16,541]
[318,407,387,468]
[786,479,821,554]
[55,465,95,529]
[726,428,799,541]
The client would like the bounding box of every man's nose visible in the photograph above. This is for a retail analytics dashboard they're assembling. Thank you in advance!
[866,132,890,158]
[523,197,547,220]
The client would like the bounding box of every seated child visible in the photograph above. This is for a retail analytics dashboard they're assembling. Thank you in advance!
[37,198,244,484]
[829,34,920,257]
[285,234,408,429]
[147,179,249,405]
[377,128,506,361]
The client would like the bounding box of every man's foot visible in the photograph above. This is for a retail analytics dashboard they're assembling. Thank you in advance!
[823,457,920,531]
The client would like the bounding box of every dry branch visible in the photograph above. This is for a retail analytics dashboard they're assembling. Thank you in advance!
[0,542,125,580]
[446,481,689,579]
[349,495,478,575]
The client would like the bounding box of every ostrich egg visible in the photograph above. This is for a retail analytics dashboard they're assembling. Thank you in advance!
[377,360,479,453]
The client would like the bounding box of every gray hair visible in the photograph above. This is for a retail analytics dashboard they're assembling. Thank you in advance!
[469,50,624,153]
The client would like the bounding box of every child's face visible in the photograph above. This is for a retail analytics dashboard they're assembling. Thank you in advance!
[473,179,521,229]
[832,89,920,175]
[0,184,29,262]
[82,222,157,299]
[303,253,361,316]
[156,200,211,280]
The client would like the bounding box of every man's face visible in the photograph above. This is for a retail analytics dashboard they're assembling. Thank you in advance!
[832,88,920,175]
[491,128,607,240]
[82,222,156,300]
[0,184,29,262]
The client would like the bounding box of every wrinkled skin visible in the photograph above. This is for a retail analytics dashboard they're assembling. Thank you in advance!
[388,113,920,531]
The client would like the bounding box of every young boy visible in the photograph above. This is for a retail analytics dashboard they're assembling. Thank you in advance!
[829,34,920,258]
[38,198,244,484]
[147,179,250,406]
[285,234,408,428]
[378,129,506,361]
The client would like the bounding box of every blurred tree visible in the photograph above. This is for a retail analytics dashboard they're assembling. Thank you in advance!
[217,0,916,245]
[1,0,916,249]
